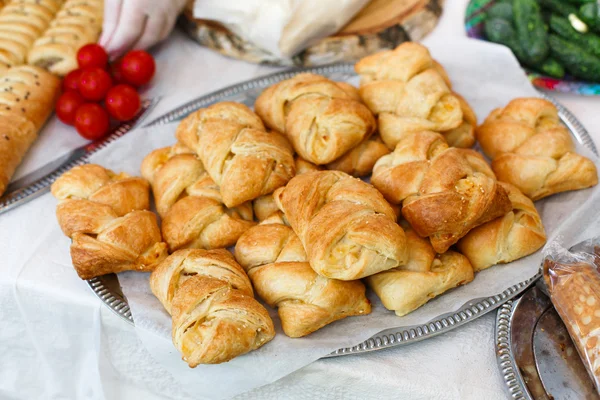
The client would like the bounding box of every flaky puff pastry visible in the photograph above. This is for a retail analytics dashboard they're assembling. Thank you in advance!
[252,155,322,221]
[51,164,168,279]
[325,134,389,177]
[176,102,295,207]
[255,73,376,165]
[274,170,408,280]
[355,42,464,150]
[141,143,256,251]
[441,93,477,148]
[457,183,546,271]
[150,249,274,366]
[366,224,474,316]
[0,65,59,195]
[372,131,511,253]
[235,212,371,338]
[476,98,598,201]
[27,0,103,76]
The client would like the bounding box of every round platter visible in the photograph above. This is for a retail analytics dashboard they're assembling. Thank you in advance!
[87,62,597,357]
[465,0,600,96]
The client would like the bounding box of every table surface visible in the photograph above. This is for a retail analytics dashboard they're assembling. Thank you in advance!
[1,1,598,399]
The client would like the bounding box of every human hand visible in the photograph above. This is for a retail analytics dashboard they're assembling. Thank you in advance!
[100,0,188,59]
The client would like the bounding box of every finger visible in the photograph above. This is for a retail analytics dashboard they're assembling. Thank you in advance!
[132,13,167,50]
[99,0,124,48]
[104,4,147,58]
[159,10,179,41]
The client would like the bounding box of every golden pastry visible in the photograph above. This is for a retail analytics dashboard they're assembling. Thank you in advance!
[0,65,59,195]
[477,98,598,200]
[441,93,476,148]
[326,134,389,177]
[175,102,295,207]
[255,73,376,165]
[27,0,103,75]
[141,143,256,251]
[51,164,168,279]
[274,170,408,280]
[355,42,464,149]
[457,183,546,271]
[366,224,474,316]
[150,249,274,366]
[371,131,511,253]
[235,212,371,338]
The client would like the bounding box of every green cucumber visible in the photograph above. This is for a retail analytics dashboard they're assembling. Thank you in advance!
[550,14,600,57]
[484,18,531,66]
[514,0,549,65]
[537,58,566,78]
[579,3,600,33]
[548,34,600,81]
[539,0,578,18]
[487,3,513,21]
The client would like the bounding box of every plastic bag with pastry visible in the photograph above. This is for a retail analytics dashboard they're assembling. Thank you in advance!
[476,97,598,201]
[273,170,408,280]
[355,42,465,149]
[235,212,371,338]
[371,131,512,253]
[175,102,296,208]
[150,249,274,366]
[141,143,256,251]
[457,182,546,271]
[366,223,474,317]
[255,73,376,165]
[51,164,168,279]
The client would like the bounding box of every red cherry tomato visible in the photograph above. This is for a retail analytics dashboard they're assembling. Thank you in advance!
[75,103,110,140]
[119,50,155,87]
[55,91,85,125]
[109,60,126,84]
[105,84,141,121]
[62,69,82,92]
[78,67,112,101]
[77,44,108,69]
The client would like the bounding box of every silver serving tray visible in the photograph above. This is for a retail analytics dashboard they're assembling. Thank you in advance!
[496,285,599,400]
[87,63,598,356]
[0,99,156,216]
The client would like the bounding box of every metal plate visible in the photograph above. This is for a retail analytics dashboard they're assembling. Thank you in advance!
[496,286,599,399]
[87,62,598,356]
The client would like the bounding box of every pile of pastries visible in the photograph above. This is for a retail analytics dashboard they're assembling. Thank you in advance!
[50,42,599,366]
[0,0,104,196]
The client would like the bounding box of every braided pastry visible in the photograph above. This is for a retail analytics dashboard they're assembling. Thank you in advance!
[477,98,598,200]
[141,143,256,251]
[325,134,389,177]
[175,102,295,208]
[252,155,322,221]
[28,0,103,76]
[366,223,474,316]
[51,164,168,280]
[355,42,465,150]
[254,73,376,165]
[235,212,371,337]
[0,0,62,71]
[372,131,511,253]
[441,93,476,148]
[0,65,59,195]
[273,170,408,280]
[150,249,274,366]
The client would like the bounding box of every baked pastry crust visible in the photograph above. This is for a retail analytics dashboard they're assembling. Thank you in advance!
[274,170,408,280]
[457,182,546,271]
[476,98,598,200]
[175,102,295,207]
[51,164,168,279]
[0,65,59,195]
[355,42,464,149]
[326,134,389,177]
[366,224,474,316]
[372,131,511,253]
[150,249,274,366]
[27,0,103,75]
[235,212,371,337]
[255,73,376,165]
[141,143,255,251]
[441,93,476,148]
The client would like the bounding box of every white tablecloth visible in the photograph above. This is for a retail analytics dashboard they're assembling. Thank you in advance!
[1,1,598,399]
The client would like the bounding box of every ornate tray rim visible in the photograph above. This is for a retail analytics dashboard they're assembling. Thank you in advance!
[87,62,598,357]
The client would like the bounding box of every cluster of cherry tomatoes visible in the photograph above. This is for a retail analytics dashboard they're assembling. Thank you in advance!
[55,44,156,140]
